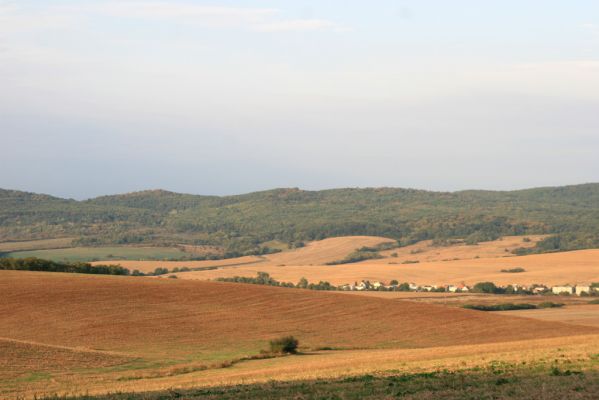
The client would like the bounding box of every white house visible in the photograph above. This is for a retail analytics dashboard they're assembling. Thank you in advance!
[409,283,420,291]
[575,285,592,296]
[551,285,574,295]
[372,281,384,289]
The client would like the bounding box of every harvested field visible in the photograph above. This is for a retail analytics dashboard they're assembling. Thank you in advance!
[8,335,599,399]
[93,236,395,272]
[0,338,131,380]
[376,235,546,263]
[4,270,593,355]
[173,249,599,287]
[497,304,599,328]
[265,236,395,266]
[93,255,265,273]
[339,291,591,306]
[2,270,597,398]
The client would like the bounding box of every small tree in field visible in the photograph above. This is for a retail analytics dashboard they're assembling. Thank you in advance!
[269,336,299,354]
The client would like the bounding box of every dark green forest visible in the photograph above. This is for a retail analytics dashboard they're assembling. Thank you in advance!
[2,184,599,256]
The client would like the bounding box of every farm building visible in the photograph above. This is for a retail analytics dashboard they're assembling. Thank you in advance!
[551,285,574,295]
[575,285,592,296]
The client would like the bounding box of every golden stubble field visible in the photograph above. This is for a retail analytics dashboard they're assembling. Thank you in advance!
[91,236,394,273]
[2,270,597,399]
[92,235,559,283]
[170,248,599,287]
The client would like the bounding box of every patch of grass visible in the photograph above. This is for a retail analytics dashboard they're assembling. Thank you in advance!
[5,246,188,262]
[36,364,599,400]
[16,372,52,382]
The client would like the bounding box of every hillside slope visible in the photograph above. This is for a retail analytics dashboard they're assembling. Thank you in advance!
[1,270,597,398]
[173,249,599,287]
[1,271,594,356]
[3,184,599,254]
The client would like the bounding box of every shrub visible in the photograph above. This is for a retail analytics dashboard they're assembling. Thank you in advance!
[326,250,383,265]
[269,336,298,354]
[153,267,169,275]
[463,303,537,312]
[588,299,599,304]
[500,267,526,273]
[538,302,564,308]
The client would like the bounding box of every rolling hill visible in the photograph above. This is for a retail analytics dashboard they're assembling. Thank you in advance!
[1,269,596,398]
[171,248,599,287]
[3,184,599,256]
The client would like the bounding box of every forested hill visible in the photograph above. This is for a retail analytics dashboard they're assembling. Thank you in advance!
[2,184,599,256]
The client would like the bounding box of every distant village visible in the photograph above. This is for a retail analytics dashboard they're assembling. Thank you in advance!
[338,281,598,296]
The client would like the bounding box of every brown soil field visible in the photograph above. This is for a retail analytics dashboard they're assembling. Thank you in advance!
[0,337,131,380]
[338,291,592,306]
[497,305,599,328]
[2,270,597,398]
[173,249,599,287]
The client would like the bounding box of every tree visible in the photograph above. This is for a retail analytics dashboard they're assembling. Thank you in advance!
[390,279,399,286]
[397,282,411,291]
[472,282,501,294]
[269,336,299,354]
[297,277,309,289]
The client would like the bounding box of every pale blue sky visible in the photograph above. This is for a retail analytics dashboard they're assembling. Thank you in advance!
[1,1,598,198]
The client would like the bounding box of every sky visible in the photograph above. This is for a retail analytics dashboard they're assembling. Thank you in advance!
[1,0,599,199]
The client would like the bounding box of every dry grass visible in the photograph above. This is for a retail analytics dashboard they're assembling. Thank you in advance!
[376,235,545,263]
[265,236,394,266]
[90,235,547,278]
[496,305,599,328]
[92,236,394,273]
[91,255,265,273]
[12,335,599,399]
[2,270,597,399]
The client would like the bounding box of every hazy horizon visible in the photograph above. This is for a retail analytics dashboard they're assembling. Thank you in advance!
[2,1,599,199]
[4,181,599,202]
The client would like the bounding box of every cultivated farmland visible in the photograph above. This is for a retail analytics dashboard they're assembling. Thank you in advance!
[1,270,596,398]
[170,248,599,287]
